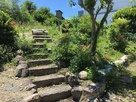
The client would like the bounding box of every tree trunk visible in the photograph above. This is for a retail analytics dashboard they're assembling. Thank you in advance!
[89,11,98,56]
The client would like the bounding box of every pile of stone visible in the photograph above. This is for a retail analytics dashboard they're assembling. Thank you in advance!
[15,50,28,77]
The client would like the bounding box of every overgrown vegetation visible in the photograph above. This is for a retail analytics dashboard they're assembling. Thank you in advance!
[0,0,136,97]
[0,10,18,67]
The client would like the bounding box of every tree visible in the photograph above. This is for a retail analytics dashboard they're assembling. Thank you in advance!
[0,0,21,22]
[21,0,37,15]
[69,0,113,55]
[34,7,54,24]
[0,0,11,14]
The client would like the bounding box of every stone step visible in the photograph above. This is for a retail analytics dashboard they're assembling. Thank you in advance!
[33,35,50,38]
[28,65,58,76]
[34,38,52,42]
[57,97,74,102]
[28,59,52,67]
[27,54,48,59]
[33,43,44,48]
[32,48,51,53]
[32,74,65,88]
[32,29,48,35]
[39,84,72,102]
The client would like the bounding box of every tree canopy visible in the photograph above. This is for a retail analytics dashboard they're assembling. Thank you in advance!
[69,0,113,55]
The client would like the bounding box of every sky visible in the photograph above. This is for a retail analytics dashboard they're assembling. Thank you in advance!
[20,0,82,18]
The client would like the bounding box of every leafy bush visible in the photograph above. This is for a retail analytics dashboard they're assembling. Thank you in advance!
[78,15,92,35]
[112,6,136,33]
[107,18,129,52]
[85,67,102,82]
[69,45,92,72]
[51,31,78,67]
[50,22,92,68]
[0,10,18,49]
[125,41,136,60]
[0,10,18,68]
[17,34,33,55]
[0,45,13,68]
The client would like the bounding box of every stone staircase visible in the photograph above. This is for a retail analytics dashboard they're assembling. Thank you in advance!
[27,29,73,102]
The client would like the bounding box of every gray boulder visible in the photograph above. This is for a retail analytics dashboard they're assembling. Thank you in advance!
[21,94,41,102]
[15,64,28,77]
[24,84,37,91]
[71,86,83,101]
[78,71,88,80]
[16,49,23,55]
[16,55,25,62]
[68,76,80,87]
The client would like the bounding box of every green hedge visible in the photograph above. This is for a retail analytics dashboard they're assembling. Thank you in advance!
[112,6,136,33]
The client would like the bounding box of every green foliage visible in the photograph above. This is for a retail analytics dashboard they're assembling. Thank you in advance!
[107,18,129,52]
[21,0,37,15]
[78,15,92,35]
[50,19,92,68]
[17,34,33,55]
[0,45,14,67]
[112,6,136,33]
[69,45,92,72]
[44,16,58,26]
[34,7,54,24]
[61,20,73,33]
[85,66,102,82]
[0,10,18,49]
[125,41,136,60]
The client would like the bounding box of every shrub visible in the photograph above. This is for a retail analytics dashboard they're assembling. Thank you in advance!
[85,66,102,82]
[69,45,92,72]
[0,45,13,68]
[50,24,91,68]
[78,15,92,36]
[112,6,136,33]
[107,18,129,52]
[17,34,33,55]
[0,10,18,68]
[0,10,18,49]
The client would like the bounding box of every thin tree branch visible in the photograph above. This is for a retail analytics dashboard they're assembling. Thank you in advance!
[99,2,113,29]
[95,4,103,20]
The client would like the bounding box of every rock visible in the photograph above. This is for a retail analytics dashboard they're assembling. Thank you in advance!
[23,78,32,86]
[16,49,23,55]
[19,61,27,64]
[71,86,83,101]
[17,64,28,69]
[30,88,37,94]
[16,55,25,62]
[68,76,80,87]
[98,64,113,75]
[78,71,88,80]
[114,60,125,66]
[32,29,48,35]
[120,76,132,83]
[65,72,71,84]
[21,93,41,102]
[24,84,37,91]
[15,64,28,77]
[80,83,105,101]
[120,55,130,62]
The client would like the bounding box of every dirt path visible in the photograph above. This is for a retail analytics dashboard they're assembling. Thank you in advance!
[0,65,32,102]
